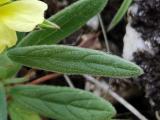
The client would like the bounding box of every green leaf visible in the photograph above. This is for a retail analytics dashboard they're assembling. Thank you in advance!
[0,83,7,120]
[17,32,26,43]
[108,0,132,31]
[0,33,23,80]
[7,45,143,78]
[9,101,41,120]
[10,85,116,120]
[38,19,60,30]
[0,53,21,80]
[18,0,109,46]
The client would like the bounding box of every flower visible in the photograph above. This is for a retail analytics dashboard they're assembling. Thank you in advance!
[0,0,10,5]
[0,0,48,53]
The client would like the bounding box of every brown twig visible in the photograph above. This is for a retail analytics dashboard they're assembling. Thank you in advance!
[97,14,110,52]
[27,73,62,85]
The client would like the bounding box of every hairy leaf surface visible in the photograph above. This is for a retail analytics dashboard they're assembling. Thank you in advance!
[8,45,143,78]
[9,101,41,120]
[10,85,116,120]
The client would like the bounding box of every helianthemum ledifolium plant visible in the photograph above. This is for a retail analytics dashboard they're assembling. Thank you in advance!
[0,0,143,120]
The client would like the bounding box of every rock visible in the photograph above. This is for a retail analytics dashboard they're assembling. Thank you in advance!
[123,0,160,111]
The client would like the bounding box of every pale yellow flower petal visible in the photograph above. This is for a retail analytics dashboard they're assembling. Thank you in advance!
[0,0,48,32]
[0,0,10,5]
[0,22,17,53]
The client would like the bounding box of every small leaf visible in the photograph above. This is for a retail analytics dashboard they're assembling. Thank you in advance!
[9,101,41,120]
[39,19,60,30]
[17,32,26,43]
[10,85,116,120]
[4,77,28,85]
[0,83,7,120]
[18,0,109,46]
[7,45,143,78]
[108,0,132,31]
[0,53,20,80]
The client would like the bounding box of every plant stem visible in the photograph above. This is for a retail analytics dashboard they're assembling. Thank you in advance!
[84,75,148,120]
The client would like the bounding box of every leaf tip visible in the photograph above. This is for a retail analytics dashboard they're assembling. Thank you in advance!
[132,64,144,77]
